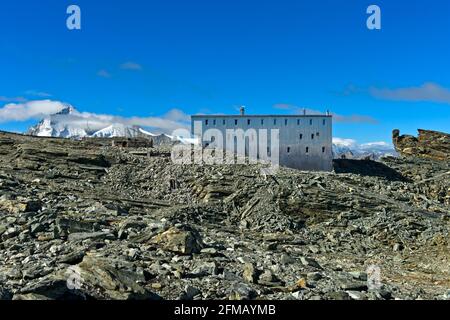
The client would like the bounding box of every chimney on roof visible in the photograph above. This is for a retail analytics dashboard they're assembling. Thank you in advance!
[240,106,245,116]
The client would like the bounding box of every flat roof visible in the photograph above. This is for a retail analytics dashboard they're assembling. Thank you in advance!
[191,114,332,118]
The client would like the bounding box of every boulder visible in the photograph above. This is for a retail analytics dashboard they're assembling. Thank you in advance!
[150,226,203,255]
[74,255,161,300]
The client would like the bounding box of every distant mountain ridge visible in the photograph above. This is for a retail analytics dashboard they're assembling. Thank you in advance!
[28,104,88,138]
[332,138,397,160]
[27,105,174,142]
[27,105,397,159]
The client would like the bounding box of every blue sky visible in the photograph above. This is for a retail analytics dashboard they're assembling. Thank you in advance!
[1,0,449,143]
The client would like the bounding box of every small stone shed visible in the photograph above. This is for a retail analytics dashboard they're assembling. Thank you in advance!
[111,138,154,148]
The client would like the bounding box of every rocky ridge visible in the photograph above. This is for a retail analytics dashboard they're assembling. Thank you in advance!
[0,131,449,300]
[393,129,450,161]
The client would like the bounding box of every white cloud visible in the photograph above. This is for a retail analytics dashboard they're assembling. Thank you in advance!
[162,108,191,122]
[369,82,450,105]
[332,114,378,124]
[0,100,190,134]
[332,137,357,148]
[97,70,112,78]
[273,104,378,124]
[46,110,190,133]
[0,100,67,123]
[0,96,28,103]
[333,138,393,149]
[333,138,396,155]
[120,62,143,71]
[360,141,391,148]
[25,90,52,98]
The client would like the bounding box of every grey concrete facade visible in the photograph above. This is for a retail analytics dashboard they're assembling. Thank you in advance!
[191,113,333,171]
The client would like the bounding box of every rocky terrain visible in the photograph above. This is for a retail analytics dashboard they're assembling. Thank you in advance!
[393,129,450,161]
[0,130,449,300]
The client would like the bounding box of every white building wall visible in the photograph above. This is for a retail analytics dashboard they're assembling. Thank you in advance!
[191,115,333,172]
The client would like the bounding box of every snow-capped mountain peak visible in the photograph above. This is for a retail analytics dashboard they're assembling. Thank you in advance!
[91,124,141,138]
[55,104,76,115]
[333,138,397,160]
[26,107,177,143]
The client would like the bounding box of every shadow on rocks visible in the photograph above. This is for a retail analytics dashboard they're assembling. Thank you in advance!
[333,159,410,182]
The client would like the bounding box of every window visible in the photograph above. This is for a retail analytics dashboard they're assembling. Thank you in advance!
[306,147,309,154]
[310,119,313,125]
[223,119,226,125]
[297,119,300,125]
[285,119,288,126]
[205,119,209,126]
[235,119,238,125]
[299,134,303,140]
[261,119,264,125]
[311,134,315,140]
[323,119,326,125]
[273,119,277,125]
[287,147,291,153]
[322,147,326,153]
[316,132,320,137]
[213,119,216,126]
[247,119,251,125]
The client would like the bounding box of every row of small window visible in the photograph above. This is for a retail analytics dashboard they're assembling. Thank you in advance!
[226,132,321,141]
[286,146,327,154]
[300,133,320,140]
[204,118,327,126]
